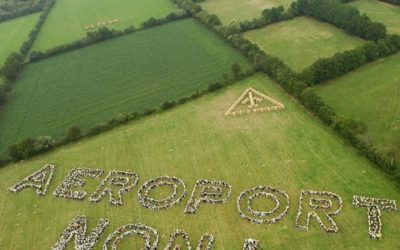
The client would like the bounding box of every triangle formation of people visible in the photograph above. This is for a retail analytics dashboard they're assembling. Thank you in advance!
[225,88,285,116]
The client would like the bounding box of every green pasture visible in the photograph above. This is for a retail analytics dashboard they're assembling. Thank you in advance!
[0,13,39,65]
[200,0,294,24]
[315,53,400,162]
[349,0,400,34]
[244,17,366,72]
[0,74,399,249]
[0,19,251,158]
[32,0,179,51]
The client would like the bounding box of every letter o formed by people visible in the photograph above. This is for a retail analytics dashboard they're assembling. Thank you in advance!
[237,186,290,224]
[138,176,186,211]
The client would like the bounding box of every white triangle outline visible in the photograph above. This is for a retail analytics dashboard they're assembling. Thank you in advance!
[225,87,285,116]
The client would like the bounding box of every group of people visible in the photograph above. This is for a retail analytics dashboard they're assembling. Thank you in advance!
[9,164,55,196]
[52,215,109,250]
[185,179,232,214]
[237,186,290,225]
[53,168,104,200]
[196,233,215,250]
[242,238,260,250]
[84,18,120,30]
[352,195,397,239]
[296,190,343,233]
[164,229,192,249]
[164,230,215,250]
[90,170,138,206]
[103,223,159,250]
[137,176,187,211]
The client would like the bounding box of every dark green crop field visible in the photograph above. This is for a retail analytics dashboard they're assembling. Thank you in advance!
[0,19,251,158]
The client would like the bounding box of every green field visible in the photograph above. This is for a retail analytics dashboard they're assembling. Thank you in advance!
[244,17,366,72]
[32,0,179,51]
[0,19,251,158]
[1,74,399,249]
[200,0,294,24]
[0,13,39,65]
[349,0,400,35]
[315,53,400,162]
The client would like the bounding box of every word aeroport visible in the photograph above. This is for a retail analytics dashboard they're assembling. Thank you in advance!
[9,165,399,249]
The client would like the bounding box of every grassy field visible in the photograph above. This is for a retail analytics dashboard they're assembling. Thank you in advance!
[244,17,366,72]
[315,53,400,162]
[200,0,294,24]
[0,19,251,158]
[0,74,399,249]
[31,0,179,51]
[0,13,40,65]
[349,0,400,34]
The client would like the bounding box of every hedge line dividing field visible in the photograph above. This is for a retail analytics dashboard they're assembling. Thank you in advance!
[0,18,251,158]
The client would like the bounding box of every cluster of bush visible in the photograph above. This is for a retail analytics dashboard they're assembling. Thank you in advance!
[239,5,297,32]
[300,35,400,85]
[293,0,387,41]
[0,0,46,22]
[29,11,189,62]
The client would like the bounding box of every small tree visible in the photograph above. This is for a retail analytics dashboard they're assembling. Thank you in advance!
[9,138,36,161]
[231,63,242,80]
[66,126,82,142]
[9,144,22,161]
[161,101,176,110]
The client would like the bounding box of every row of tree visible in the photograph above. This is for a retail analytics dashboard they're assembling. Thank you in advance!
[293,0,387,41]
[5,64,254,163]
[379,0,400,5]
[0,0,46,23]
[300,34,400,85]
[29,11,189,63]
[239,5,296,32]
[171,0,400,184]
